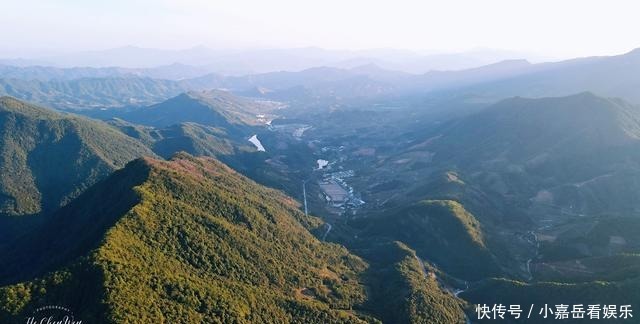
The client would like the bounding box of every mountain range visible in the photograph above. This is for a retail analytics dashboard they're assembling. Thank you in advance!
[4,46,543,74]
[0,152,467,323]
[3,48,640,113]
[2,44,640,323]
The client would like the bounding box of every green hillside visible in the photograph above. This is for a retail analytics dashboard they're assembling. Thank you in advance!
[0,154,373,323]
[0,153,476,323]
[108,118,256,158]
[358,199,501,280]
[396,93,640,220]
[0,96,155,217]
[0,77,187,109]
[121,90,276,129]
[358,241,467,324]
[430,92,640,169]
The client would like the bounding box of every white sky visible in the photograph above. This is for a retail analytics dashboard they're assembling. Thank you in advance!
[2,0,640,58]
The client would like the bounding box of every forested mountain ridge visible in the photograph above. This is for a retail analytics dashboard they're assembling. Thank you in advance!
[394,92,640,218]
[0,152,474,323]
[0,96,154,218]
[0,154,373,323]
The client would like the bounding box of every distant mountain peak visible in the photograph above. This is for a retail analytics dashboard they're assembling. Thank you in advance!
[433,93,640,166]
[618,47,640,61]
[122,90,266,129]
[478,58,531,70]
[350,63,385,71]
[624,47,640,55]
[505,90,599,103]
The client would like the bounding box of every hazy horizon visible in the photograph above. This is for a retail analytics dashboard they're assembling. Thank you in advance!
[3,0,640,61]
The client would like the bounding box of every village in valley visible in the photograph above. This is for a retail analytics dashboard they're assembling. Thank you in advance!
[314,149,365,216]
